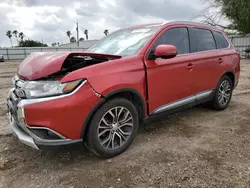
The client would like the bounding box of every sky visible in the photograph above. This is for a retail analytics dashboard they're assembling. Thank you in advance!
[0,0,207,47]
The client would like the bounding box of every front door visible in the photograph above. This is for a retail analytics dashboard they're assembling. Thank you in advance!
[144,27,196,114]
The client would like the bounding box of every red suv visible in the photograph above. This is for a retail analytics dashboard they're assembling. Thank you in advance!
[7,22,240,158]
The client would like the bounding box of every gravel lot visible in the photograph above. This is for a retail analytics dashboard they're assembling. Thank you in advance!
[0,60,250,188]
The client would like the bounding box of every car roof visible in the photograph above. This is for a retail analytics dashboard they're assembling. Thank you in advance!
[124,21,223,33]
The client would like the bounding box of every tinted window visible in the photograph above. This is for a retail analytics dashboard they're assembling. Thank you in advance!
[212,31,229,49]
[189,28,216,52]
[154,28,190,55]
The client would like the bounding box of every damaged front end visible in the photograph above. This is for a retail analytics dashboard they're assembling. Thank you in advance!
[40,53,122,81]
[18,52,121,81]
[15,52,121,99]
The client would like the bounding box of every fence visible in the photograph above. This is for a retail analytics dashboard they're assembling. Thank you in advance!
[1,35,250,60]
[228,34,250,58]
[0,47,88,60]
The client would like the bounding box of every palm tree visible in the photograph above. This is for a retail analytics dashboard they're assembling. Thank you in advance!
[104,29,109,36]
[84,29,88,40]
[12,30,18,45]
[57,42,60,46]
[79,38,84,41]
[66,31,71,42]
[70,36,76,43]
[6,30,13,47]
[18,32,24,41]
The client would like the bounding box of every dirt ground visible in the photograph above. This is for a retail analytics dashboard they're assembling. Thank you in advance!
[0,60,250,188]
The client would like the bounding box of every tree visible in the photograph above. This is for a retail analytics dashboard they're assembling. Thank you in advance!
[51,42,56,47]
[18,32,25,41]
[79,38,84,41]
[6,30,13,47]
[70,37,76,43]
[200,0,250,34]
[12,30,18,45]
[19,39,48,47]
[66,31,71,42]
[104,29,109,36]
[57,42,60,46]
[218,0,250,34]
[84,29,88,40]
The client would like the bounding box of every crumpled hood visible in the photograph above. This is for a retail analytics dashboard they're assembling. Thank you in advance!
[17,52,121,80]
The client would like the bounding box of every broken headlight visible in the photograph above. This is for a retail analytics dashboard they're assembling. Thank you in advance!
[22,79,84,98]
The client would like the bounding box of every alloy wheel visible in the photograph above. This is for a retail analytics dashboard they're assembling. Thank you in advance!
[97,106,133,150]
[218,80,231,107]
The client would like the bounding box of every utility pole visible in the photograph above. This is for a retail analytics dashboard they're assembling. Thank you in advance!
[76,22,79,47]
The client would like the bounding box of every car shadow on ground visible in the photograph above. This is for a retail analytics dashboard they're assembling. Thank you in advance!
[2,105,214,165]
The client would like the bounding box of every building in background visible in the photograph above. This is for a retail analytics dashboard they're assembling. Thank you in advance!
[228,34,250,58]
[60,40,98,48]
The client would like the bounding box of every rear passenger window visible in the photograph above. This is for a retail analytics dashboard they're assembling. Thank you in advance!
[212,31,229,49]
[189,28,216,52]
[154,27,189,55]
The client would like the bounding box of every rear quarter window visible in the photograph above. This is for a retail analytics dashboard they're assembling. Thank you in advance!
[212,31,229,49]
[189,28,216,52]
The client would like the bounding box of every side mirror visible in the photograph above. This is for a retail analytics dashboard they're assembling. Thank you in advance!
[154,44,177,59]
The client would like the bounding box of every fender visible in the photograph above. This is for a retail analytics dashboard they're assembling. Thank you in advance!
[80,88,147,138]
[218,70,235,87]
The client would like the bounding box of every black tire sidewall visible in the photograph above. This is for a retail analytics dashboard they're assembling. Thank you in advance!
[87,98,139,158]
[212,75,233,110]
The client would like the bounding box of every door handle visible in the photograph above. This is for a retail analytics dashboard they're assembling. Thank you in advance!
[186,63,194,70]
[218,58,223,64]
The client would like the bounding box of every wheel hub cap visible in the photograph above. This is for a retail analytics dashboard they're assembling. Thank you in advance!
[112,123,118,131]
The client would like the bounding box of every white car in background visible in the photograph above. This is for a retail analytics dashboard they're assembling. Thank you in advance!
[0,55,4,62]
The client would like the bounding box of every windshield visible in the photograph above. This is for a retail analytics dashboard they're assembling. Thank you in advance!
[86,26,161,56]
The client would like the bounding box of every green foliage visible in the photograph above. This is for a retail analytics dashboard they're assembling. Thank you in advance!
[19,39,48,47]
[70,37,76,43]
[216,0,250,34]
[84,29,88,40]
[66,31,71,42]
[104,29,109,36]
[18,32,24,41]
[79,37,84,41]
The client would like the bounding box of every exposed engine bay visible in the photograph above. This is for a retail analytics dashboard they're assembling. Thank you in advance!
[39,53,121,80]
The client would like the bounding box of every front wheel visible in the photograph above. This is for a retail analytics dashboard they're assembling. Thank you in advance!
[211,75,233,111]
[86,98,139,158]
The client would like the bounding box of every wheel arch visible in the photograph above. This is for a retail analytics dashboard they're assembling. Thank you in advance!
[221,71,235,87]
[80,88,147,139]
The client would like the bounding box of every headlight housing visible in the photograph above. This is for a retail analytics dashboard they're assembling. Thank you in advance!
[22,79,84,98]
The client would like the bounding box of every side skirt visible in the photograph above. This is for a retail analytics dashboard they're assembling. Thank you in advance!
[145,90,214,124]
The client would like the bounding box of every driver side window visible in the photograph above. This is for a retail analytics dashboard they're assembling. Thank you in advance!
[153,27,190,55]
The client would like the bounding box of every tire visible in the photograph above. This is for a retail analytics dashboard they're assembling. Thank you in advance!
[211,75,233,111]
[86,98,139,158]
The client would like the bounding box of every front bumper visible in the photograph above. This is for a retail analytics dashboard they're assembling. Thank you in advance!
[7,105,82,150]
[6,79,101,150]
[8,112,39,149]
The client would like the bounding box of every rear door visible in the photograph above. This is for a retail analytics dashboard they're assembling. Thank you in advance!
[187,27,225,94]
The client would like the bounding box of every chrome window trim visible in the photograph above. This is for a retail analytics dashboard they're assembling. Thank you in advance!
[151,90,213,115]
[147,25,232,59]
[177,45,231,57]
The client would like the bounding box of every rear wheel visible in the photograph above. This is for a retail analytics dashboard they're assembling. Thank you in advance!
[211,75,233,111]
[86,98,139,158]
